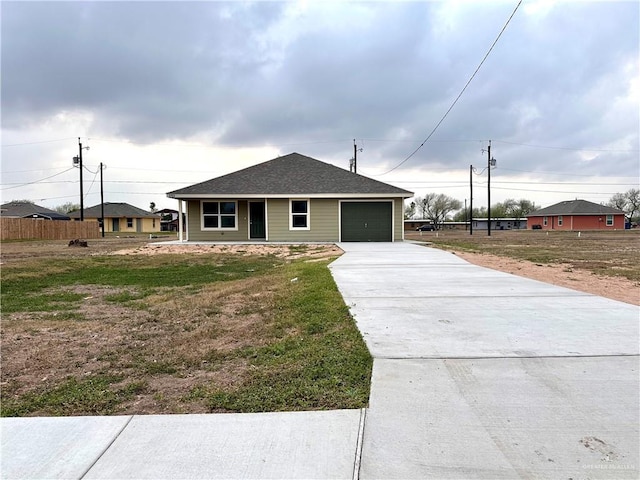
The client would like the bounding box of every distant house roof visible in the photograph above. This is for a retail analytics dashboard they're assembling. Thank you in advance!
[527,199,625,217]
[68,202,159,219]
[167,152,413,199]
[0,202,71,220]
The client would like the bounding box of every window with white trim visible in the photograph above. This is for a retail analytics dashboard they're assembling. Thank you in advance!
[557,215,563,226]
[127,218,133,228]
[290,199,309,230]
[606,215,613,226]
[543,216,548,226]
[202,201,237,230]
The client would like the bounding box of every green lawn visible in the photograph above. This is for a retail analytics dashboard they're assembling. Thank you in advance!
[1,250,372,416]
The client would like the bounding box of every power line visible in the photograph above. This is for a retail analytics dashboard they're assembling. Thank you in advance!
[489,185,620,195]
[377,0,523,176]
[497,167,640,178]
[0,167,75,191]
[1,137,76,147]
[493,139,639,153]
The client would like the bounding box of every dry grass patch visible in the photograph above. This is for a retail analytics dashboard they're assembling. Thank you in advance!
[1,243,371,416]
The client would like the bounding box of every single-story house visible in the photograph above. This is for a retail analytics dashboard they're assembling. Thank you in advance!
[69,202,161,233]
[527,199,626,230]
[471,217,527,231]
[166,152,413,242]
[0,201,71,220]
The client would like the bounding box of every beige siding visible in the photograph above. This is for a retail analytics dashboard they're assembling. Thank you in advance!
[268,198,339,242]
[141,217,161,232]
[186,200,248,241]
[394,198,403,241]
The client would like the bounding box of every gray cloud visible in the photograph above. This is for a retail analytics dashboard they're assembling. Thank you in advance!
[2,1,638,185]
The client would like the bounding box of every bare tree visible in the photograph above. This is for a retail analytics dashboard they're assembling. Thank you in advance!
[511,199,537,219]
[419,193,462,229]
[609,188,639,222]
[404,200,416,220]
[54,202,80,214]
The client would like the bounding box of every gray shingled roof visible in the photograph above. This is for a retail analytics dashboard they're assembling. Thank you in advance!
[528,199,625,217]
[167,153,413,198]
[0,202,71,220]
[68,202,159,219]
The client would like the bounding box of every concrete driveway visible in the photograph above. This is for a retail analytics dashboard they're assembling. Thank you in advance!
[330,242,639,479]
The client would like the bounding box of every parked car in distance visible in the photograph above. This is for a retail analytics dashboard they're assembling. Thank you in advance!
[532,224,542,230]
[416,224,435,231]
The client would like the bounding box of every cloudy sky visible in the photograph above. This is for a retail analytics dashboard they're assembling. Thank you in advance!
[1,0,638,213]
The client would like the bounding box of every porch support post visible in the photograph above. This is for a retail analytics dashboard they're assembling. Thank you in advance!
[178,199,184,242]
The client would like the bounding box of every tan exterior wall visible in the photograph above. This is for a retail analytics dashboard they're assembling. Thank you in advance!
[267,198,339,242]
[72,217,160,233]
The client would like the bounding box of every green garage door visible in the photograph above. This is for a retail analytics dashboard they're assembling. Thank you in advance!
[341,202,393,242]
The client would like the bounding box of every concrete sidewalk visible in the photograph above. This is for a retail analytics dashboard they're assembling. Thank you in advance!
[1,410,365,479]
[330,242,639,479]
[2,242,638,479]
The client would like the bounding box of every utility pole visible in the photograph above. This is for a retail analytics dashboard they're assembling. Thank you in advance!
[75,138,90,221]
[100,162,105,238]
[487,140,491,236]
[469,164,473,235]
[353,139,358,174]
[486,140,496,237]
[78,138,84,221]
[464,198,467,231]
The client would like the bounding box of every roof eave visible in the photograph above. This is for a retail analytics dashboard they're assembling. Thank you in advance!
[167,192,413,200]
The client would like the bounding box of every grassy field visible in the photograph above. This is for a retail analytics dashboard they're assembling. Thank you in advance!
[405,229,640,282]
[0,240,372,416]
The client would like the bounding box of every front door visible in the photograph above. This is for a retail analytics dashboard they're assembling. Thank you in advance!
[112,218,120,232]
[249,202,266,239]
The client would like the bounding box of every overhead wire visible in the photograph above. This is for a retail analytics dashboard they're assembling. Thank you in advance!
[376,0,523,176]
[1,137,77,147]
[0,167,75,191]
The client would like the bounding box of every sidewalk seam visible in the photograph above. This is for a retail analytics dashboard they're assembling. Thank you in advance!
[352,408,367,480]
[78,415,134,479]
[376,354,640,360]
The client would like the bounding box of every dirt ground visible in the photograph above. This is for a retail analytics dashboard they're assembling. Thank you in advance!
[452,250,639,306]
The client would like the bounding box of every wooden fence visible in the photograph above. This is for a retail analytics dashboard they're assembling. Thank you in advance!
[0,218,100,241]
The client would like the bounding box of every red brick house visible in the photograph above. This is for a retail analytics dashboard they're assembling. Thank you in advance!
[527,199,626,230]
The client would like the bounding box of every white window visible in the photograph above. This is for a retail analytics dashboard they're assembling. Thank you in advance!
[290,199,310,230]
[557,216,563,226]
[543,216,548,226]
[202,201,237,230]
[606,215,613,226]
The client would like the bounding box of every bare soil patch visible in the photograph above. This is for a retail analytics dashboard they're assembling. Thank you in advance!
[108,242,343,260]
[406,229,639,306]
[452,251,639,306]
